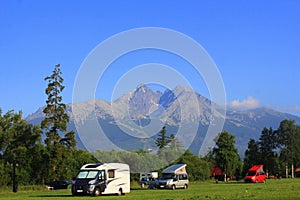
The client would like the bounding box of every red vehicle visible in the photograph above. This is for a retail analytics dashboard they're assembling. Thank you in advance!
[245,165,266,183]
[210,165,226,182]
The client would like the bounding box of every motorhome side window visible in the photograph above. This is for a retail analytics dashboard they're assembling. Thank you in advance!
[98,170,105,180]
[108,169,115,178]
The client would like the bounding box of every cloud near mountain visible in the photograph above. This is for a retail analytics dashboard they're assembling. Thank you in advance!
[228,96,260,110]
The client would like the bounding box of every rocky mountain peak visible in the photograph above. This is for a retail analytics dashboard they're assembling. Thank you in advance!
[26,84,300,156]
[127,84,162,118]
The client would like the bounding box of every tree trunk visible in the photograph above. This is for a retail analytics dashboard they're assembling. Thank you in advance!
[12,161,18,193]
[291,163,294,178]
[285,164,289,178]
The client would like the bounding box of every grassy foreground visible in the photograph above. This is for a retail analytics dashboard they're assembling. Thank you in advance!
[0,179,299,200]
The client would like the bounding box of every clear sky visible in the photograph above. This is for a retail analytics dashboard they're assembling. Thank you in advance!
[1,0,300,117]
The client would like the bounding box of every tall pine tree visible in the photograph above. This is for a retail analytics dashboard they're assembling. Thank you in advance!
[155,126,171,150]
[259,127,278,174]
[243,138,260,174]
[41,64,76,181]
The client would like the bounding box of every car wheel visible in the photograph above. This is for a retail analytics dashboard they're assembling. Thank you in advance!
[172,185,176,190]
[72,191,77,196]
[93,188,101,196]
[184,184,188,189]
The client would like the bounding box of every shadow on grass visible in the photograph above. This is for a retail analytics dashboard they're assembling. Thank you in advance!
[213,181,248,185]
[30,194,75,198]
[32,194,127,198]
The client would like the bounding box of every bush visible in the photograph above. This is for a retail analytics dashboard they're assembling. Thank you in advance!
[175,150,211,181]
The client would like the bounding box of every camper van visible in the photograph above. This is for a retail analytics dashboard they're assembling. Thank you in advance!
[156,164,189,190]
[245,165,266,183]
[71,163,130,196]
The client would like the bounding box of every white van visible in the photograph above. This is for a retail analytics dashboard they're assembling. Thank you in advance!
[72,163,130,196]
[157,164,189,189]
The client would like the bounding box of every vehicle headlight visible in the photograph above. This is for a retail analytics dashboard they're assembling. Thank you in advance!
[89,185,95,191]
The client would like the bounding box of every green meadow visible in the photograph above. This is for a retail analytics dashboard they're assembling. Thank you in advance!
[0,179,299,200]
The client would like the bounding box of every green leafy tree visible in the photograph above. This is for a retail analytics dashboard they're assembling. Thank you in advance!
[213,131,240,178]
[41,64,76,181]
[93,150,167,172]
[28,143,49,184]
[0,110,41,186]
[176,150,211,181]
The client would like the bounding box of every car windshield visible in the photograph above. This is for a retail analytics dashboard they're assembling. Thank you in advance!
[247,171,256,176]
[160,173,175,180]
[77,170,99,179]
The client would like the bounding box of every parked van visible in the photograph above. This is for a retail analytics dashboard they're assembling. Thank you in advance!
[71,163,130,196]
[140,172,158,187]
[156,164,189,189]
[244,165,266,183]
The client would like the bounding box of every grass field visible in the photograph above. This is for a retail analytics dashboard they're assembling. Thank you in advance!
[0,179,299,200]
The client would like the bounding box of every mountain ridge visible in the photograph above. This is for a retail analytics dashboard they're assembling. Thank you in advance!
[26,84,300,156]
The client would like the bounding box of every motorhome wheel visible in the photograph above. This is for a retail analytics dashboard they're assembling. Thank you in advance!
[93,188,101,196]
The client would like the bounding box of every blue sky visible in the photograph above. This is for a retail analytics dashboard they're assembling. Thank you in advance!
[0,0,300,117]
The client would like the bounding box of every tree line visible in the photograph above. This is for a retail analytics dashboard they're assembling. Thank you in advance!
[243,119,300,178]
[0,64,299,188]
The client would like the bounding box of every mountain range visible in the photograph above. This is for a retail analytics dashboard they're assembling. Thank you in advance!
[26,84,300,156]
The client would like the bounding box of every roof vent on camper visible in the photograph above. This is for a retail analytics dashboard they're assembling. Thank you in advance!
[85,163,103,168]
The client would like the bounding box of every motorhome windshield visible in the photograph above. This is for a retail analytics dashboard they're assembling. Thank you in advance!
[77,170,99,179]
[160,173,175,180]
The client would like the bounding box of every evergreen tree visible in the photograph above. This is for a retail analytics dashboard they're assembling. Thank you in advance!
[155,126,171,150]
[258,127,278,175]
[276,120,300,178]
[168,133,182,151]
[243,139,260,175]
[41,64,76,181]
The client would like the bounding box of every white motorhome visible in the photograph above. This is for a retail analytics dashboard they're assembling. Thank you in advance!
[72,163,130,196]
[157,164,189,190]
